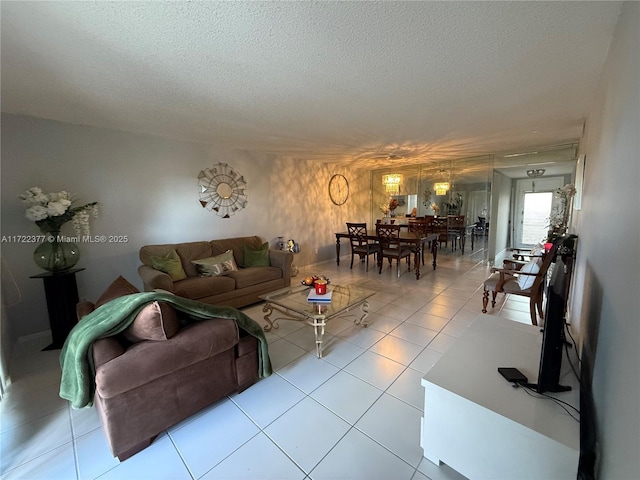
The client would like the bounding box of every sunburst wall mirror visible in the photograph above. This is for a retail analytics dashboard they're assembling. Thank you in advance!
[198,163,247,218]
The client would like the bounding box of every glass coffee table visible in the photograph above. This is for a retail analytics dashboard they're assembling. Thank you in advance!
[259,284,376,358]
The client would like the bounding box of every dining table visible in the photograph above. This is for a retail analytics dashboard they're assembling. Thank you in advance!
[334,230,438,280]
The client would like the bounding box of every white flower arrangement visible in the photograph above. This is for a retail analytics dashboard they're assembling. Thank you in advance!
[19,187,99,235]
[555,184,577,200]
[547,184,577,240]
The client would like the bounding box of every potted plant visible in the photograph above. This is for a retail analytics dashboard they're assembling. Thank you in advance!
[20,187,98,272]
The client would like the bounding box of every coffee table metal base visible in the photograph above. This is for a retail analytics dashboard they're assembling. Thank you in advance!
[262,300,370,358]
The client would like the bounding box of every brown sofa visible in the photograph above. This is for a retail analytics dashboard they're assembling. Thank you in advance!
[76,277,263,460]
[138,236,293,308]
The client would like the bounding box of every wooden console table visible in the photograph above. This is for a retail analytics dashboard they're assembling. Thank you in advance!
[30,268,84,350]
[421,314,579,479]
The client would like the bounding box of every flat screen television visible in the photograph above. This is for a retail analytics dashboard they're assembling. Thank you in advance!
[527,235,577,394]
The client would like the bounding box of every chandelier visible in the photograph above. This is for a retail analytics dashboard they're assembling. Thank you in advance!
[382,174,403,195]
[434,182,450,196]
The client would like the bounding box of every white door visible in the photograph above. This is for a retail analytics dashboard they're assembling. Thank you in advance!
[514,177,564,248]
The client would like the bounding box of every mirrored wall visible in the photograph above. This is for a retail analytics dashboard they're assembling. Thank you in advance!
[370,144,578,263]
[370,155,493,223]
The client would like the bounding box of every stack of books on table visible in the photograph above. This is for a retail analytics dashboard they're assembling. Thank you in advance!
[307,289,332,303]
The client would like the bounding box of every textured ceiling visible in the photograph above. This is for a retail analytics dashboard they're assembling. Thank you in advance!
[1,1,622,170]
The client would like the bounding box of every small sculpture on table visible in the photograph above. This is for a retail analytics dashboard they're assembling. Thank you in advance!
[287,239,300,276]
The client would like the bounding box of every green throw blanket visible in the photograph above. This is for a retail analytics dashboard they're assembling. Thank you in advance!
[59,292,272,409]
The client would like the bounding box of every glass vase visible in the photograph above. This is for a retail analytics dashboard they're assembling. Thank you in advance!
[33,231,80,272]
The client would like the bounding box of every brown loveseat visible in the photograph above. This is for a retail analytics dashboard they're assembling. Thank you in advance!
[75,277,265,460]
[138,236,293,308]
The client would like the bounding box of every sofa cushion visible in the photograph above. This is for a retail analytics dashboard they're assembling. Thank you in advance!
[191,250,238,277]
[173,275,236,300]
[95,276,140,308]
[174,242,214,277]
[123,301,181,343]
[244,242,270,267]
[150,249,187,281]
[502,277,527,294]
[210,236,263,268]
[227,266,282,289]
[517,259,541,290]
[140,242,213,278]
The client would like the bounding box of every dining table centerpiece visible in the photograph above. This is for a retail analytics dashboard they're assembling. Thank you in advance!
[387,198,399,217]
[379,201,391,222]
[20,187,99,272]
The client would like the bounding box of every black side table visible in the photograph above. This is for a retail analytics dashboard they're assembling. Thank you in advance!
[30,268,85,350]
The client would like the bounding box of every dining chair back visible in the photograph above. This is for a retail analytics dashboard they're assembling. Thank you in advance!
[473,216,489,238]
[431,217,449,247]
[408,219,430,265]
[448,215,465,228]
[422,215,435,233]
[346,222,380,271]
[447,215,465,251]
[375,223,412,277]
[408,218,428,236]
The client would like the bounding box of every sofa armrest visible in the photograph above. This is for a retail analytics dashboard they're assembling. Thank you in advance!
[93,337,126,368]
[138,265,174,292]
[269,249,293,279]
[95,319,238,398]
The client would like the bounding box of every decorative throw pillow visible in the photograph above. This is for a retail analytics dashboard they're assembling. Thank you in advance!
[191,250,239,277]
[122,301,180,343]
[244,242,270,267]
[150,249,187,281]
[95,276,140,308]
[517,259,541,290]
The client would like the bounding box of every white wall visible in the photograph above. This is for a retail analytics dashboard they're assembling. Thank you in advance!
[488,170,511,262]
[569,2,639,477]
[1,114,370,344]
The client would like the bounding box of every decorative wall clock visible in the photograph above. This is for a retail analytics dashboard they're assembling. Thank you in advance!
[198,163,247,218]
[328,174,349,206]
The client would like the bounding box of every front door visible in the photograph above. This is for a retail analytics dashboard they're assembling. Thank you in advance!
[514,177,564,248]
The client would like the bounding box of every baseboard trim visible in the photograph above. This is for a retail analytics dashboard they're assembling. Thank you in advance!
[17,330,51,344]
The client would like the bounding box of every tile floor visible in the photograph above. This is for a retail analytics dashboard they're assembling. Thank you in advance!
[1,248,531,480]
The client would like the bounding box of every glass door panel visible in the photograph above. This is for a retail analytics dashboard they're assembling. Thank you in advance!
[521,192,553,245]
[513,177,564,248]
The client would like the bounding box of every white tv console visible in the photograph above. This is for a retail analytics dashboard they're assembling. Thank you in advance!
[420,315,579,479]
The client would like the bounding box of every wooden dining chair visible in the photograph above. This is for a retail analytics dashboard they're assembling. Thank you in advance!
[447,215,465,251]
[375,223,412,277]
[431,217,449,249]
[408,218,428,235]
[346,222,380,271]
[471,216,489,249]
[423,215,435,233]
[408,218,428,265]
[474,216,489,238]
[481,242,558,325]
